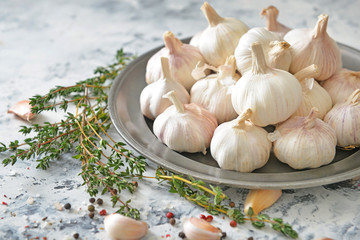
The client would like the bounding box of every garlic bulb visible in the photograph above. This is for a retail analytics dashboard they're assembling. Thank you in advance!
[284,14,342,80]
[197,2,249,67]
[104,213,148,240]
[324,89,360,148]
[190,56,238,123]
[244,189,282,215]
[183,217,222,240]
[145,31,205,91]
[232,42,302,127]
[153,90,218,154]
[8,100,36,121]
[270,108,337,169]
[189,30,203,48]
[292,64,333,119]
[140,57,190,120]
[260,5,291,38]
[234,27,292,74]
[321,68,360,104]
[210,109,272,172]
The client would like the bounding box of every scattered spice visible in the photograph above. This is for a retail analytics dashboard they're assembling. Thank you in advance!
[64,203,71,210]
[43,237,47,240]
[169,218,176,225]
[178,232,186,238]
[229,201,235,208]
[222,232,227,238]
[88,212,95,219]
[99,209,107,216]
[27,197,35,205]
[89,198,95,203]
[25,225,29,228]
[247,237,254,240]
[200,214,206,220]
[230,220,237,227]
[166,234,171,238]
[73,233,79,239]
[88,205,95,212]
[4,195,7,198]
[132,181,138,188]
[166,212,174,219]
[112,189,118,195]
[2,202,8,206]
[206,215,213,222]
[96,198,103,205]
[42,217,48,221]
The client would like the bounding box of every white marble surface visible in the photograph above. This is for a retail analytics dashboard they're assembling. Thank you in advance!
[1,0,360,239]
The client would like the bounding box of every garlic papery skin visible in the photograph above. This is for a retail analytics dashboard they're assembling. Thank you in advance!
[321,68,360,104]
[104,213,148,240]
[197,2,249,67]
[153,90,218,154]
[8,100,36,122]
[292,64,333,119]
[244,189,282,215]
[140,57,190,120]
[145,31,205,91]
[260,5,291,38]
[232,42,302,127]
[234,27,284,74]
[210,109,272,172]
[267,40,292,71]
[270,108,337,169]
[324,89,360,148]
[189,30,203,48]
[183,217,222,240]
[190,56,238,124]
[284,14,342,80]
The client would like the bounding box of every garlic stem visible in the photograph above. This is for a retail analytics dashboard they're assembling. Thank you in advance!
[261,6,279,32]
[233,108,252,129]
[251,42,268,74]
[218,55,237,79]
[201,2,223,27]
[160,57,173,81]
[304,107,319,129]
[164,90,185,113]
[163,31,182,54]
[313,14,329,39]
[294,64,319,82]
[347,89,360,105]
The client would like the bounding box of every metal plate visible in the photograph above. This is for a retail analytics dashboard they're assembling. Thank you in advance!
[109,39,360,189]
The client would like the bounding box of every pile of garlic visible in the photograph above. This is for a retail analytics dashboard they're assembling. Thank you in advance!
[139,2,360,172]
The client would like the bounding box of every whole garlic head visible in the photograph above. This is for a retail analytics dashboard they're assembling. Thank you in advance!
[321,68,360,104]
[190,56,238,124]
[284,14,342,80]
[145,31,205,91]
[232,42,302,127]
[210,109,272,172]
[292,64,333,119]
[234,27,291,74]
[140,57,190,120]
[324,89,360,148]
[197,2,249,67]
[270,108,337,169]
[183,217,222,240]
[104,213,148,240]
[260,5,291,38]
[153,90,218,154]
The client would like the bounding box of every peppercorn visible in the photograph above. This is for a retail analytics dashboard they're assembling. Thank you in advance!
[132,181,138,187]
[247,237,254,240]
[200,214,206,220]
[230,220,237,227]
[166,212,174,219]
[169,218,176,225]
[178,232,186,238]
[89,197,95,203]
[88,212,95,219]
[222,232,227,238]
[229,201,235,208]
[96,198,103,205]
[206,215,213,222]
[73,233,79,239]
[64,203,71,210]
[99,209,107,216]
[112,189,118,195]
[88,205,95,212]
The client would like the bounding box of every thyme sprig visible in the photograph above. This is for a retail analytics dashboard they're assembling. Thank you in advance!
[155,168,298,238]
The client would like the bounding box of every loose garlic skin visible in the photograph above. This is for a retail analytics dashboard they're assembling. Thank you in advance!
[324,89,360,148]
[190,56,238,124]
[292,64,333,119]
[153,91,218,154]
[260,6,291,38]
[284,14,342,80]
[234,27,290,74]
[145,31,205,91]
[271,108,337,169]
[140,57,190,120]
[183,218,222,240]
[321,68,360,104]
[197,2,249,67]
[104,213,148,240]
[210,109,272,172]
[232,42,302,127]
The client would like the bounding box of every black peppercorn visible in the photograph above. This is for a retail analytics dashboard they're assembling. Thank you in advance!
[169,218,176,225]
[88,205,95,212]
[89,197,95,203]
[178,232,186,238]
[88,212,95,218]
[64,203,71,210]
[73,233,79,239]
[222,232,227,238]
[96,198,103,205]
[229,201,235,208]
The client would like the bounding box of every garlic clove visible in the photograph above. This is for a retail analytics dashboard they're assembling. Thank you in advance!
[8,100,36,121]
[244,189,282,215]
[321,68,360,104]
[260,5,291,38]
[145,31,205,91]
[191,61,218,81]
[183,217,222,240]
[104,213,148,240]
[284,14,342,80]
[140,57,190,120]
[198,2,249,67]
[267,40,292,71]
